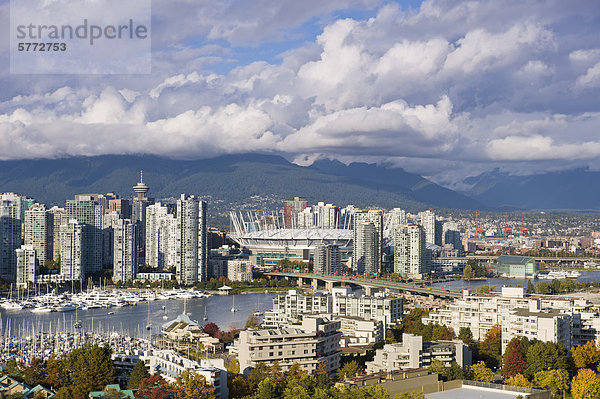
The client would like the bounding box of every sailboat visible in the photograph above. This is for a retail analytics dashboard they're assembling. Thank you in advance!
[145,301,152,331]
[162,300,168,320]
[230,295,238,312]
[203,303,208,321]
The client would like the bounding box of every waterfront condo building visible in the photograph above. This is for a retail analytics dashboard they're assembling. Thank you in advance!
[24,203,53,267]
[175,194,207,285]
[15,245,36,287]
[59,219,84,281]
[113,219,138,283]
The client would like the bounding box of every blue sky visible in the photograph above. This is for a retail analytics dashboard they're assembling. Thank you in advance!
[1,0,600,188]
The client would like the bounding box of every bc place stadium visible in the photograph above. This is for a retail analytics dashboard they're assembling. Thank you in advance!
[228,205,403,267]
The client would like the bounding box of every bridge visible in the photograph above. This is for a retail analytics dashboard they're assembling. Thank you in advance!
[264,272,462,299]
[438,255,599,263]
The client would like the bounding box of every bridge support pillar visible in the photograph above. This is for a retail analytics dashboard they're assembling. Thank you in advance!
[297,277,303,287]
[365,286,377,296]
[312,278,319,290]
[326,281,334,293]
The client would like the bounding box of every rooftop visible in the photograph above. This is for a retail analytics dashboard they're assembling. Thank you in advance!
[496,255,535,264]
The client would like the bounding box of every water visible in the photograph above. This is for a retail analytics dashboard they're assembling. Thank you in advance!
[432,270,600,292]
[0,293,276,336]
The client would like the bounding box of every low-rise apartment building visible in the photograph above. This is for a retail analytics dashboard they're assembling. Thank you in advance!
[501,302,572,353]
[366,333,471,374]
[237,316,341,375]
[263,288,402,330]
[423,287,587,342]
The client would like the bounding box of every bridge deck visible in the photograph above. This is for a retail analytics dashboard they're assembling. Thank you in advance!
[265,272,462,299]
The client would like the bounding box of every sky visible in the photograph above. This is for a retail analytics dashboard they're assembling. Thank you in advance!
[1,0,599,190]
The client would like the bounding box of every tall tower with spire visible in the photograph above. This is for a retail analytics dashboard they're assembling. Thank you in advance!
[133,170,150,200]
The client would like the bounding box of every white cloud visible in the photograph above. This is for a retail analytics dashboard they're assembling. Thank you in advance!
[0,0,599,186]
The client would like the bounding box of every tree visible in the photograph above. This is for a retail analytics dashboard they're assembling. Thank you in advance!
[526,280,535,294]
[135,375,172,399]
[572,341,600,370]
[228,376,252,399]
[463,264,473,280]
[571,368,600,399]
[227,359,240,376]
[61,344,115,398]
[525,341,568,377]
[339,361,361,380]
[245,313,261,330]
[172,370,215,399]
[502,339,528,377]
[128,361,150,390]
[458,327,474,346]
[534,369,568,396]
[285,363,306,383]
[203,323,221,339]
[394,391,424,399]
[479,324,502,369]
[470,361,494,383]
[6,359,23,379]
[315,362,331,389]
[248,363,270,389]
[505,374,532,388]
[251,378,281,399]
[23,357,46,387]
[44,354,64,390]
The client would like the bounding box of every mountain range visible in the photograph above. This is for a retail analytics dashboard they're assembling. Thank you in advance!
[462,169,600,211]
[0,154,598,212]
[0,154,481,211]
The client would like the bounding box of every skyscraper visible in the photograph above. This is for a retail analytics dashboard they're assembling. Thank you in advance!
[0,198,21,282]
[146,203,169,268]
[394,224,428,276]
[420,209,436,245]
[283,197,308,228]
[352,210,383,275]
[313,244,342,275]
[66,195,103,276]
[24,203,53,267]
[175,194,207,285]
[59,219,83,282]
[15,245,36,287]
[354,222,379,275]
[49,206,67,261]
[113,219,137,283]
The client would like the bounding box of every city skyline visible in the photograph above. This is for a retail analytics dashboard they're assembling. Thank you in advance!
[0,1,599,190]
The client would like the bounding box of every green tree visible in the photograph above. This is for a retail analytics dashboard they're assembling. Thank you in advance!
[463,264,473,280]
[62,344,115,398]
[248,363,270,389]
[251,378,282,399]
[6,359,23,379]
[227,359,240,376]
[470,361,494,383]
[22,357,46,387]
[571,341,600,370]
[571,368,600,399]
[458,327,474,346]
[525,341,567,377]
[339,361,361,380]
[505,374,532,388]
[228,376,252,399]
[394,391,424,399]
[534,369,568,396]
[44,354,64,390]
[128,361,150,390]
[526,280,535,294]
[172,370,215,399]
[245,313,261,330]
